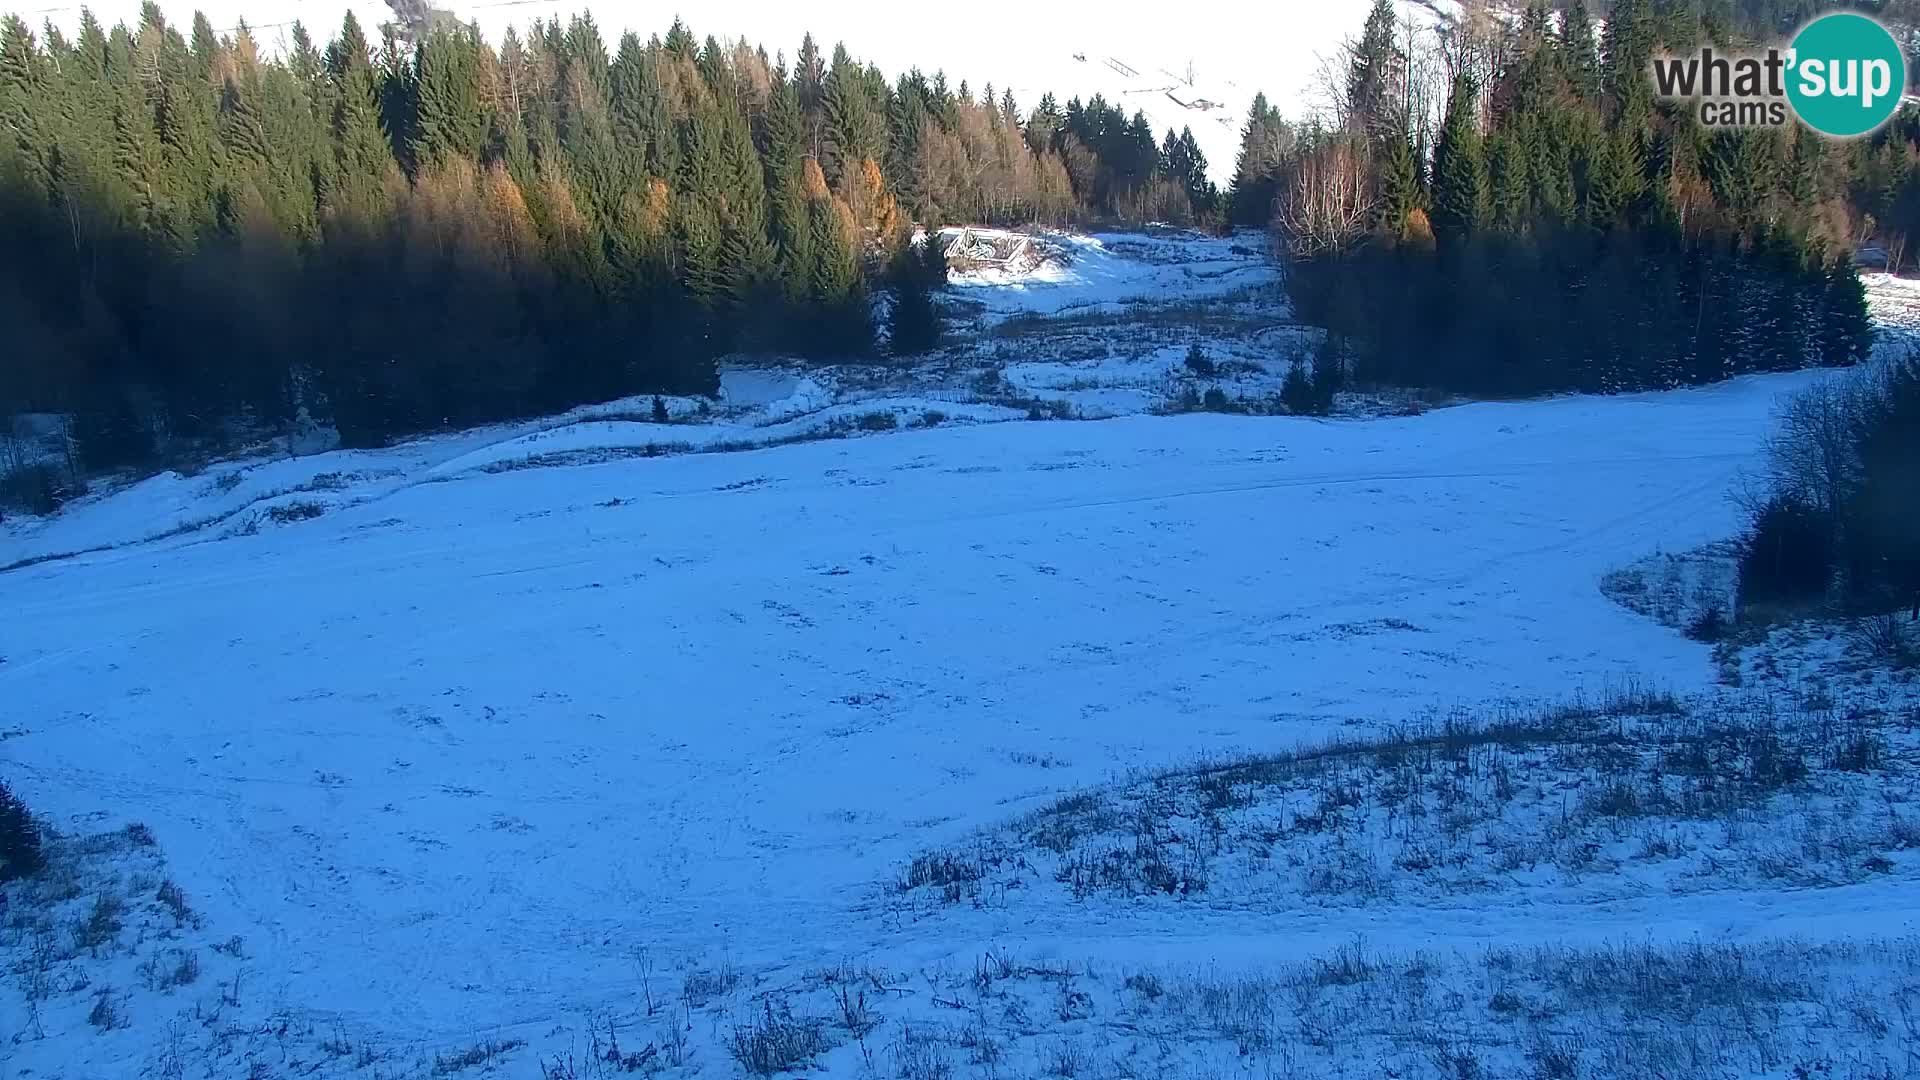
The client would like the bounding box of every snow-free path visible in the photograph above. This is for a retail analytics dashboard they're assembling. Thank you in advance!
[0,372,1834,1054]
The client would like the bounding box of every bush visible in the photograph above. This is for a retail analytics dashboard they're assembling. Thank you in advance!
[1313,334,1349,398]
[1184,342,1216,378]
[1202,387,1231,412]
[889,241,947,357]
[1737,496,1834,612]
[1,463,82,517]
[1746,356,1920,620]
[651,395,670,423]
[0,780,44,881]
[857,410,898,432]
[1685,605,1729,643]
[728,1000,829,1076]
[1282,360,1332,416]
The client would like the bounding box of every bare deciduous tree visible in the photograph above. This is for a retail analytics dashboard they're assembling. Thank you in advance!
[1276,138,1376,257]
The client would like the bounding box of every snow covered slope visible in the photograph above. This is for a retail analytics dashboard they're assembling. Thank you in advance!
[6,366,1892,1078]
[6,222,1918,1076]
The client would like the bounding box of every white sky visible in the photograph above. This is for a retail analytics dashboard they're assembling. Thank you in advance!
[38,0,1380,182]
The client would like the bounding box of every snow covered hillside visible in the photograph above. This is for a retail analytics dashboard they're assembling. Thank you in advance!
[9,366,1911,1076]
[4,228,1918,1078]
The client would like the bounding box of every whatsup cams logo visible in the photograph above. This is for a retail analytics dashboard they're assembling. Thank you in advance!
[1651,12,1908,137]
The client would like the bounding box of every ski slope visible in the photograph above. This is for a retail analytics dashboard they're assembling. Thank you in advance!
[6,362,1891,1076]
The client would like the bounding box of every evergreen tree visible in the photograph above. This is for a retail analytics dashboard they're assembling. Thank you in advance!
[887,238,943,355]
[410,27,485,170]
[1377,130,1424,236]
[1346,0,1401,142]
[1561,0,1600,99]
[1429,74,1487,244]
[1227,93,1287,226]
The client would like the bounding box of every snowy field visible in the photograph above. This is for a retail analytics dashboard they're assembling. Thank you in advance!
[10,367,1916,1077]
[4,230,1919,1077]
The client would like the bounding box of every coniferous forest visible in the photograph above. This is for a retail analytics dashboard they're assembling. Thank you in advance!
[1,0,1916,495]
[0,3,1215,466]
[1243,0,1901,397]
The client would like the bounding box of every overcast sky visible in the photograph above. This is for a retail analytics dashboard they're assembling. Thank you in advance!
[42,0,1381,182]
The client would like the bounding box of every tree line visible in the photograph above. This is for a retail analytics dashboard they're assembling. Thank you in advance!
[1738,350,1918,637]
[0,3,1221,485]
[1226,0,1896,398]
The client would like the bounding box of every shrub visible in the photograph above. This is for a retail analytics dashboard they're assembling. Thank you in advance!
[728,1000,829,1076]
[1849,614,1917,667]
[1282,360,1328,415]
[1685,605,1729,643]
[651,395,670,423]
[1313,334,1349,398]
[1,463,81,517]
[1203,387,1231,412]
[920,409,947,427]
[1737,496,1834,612]
[76,890,124,950]
[1184,342,1216,378]
[0,780,44,881]
[857,410,898,432]
[87,988,124,1031]
[889,241,947,356]
[266,500,326,523]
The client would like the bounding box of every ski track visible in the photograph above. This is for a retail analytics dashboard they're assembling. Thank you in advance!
[4,367,1889,1071]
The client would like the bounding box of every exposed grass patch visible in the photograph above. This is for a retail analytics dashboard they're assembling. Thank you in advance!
[894,687,1918,909]
[432,1038,526,1074]
[788,935,1919,1080]
[727,998,831,1075]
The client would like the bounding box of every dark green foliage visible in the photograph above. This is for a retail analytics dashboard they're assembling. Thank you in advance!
[1278,0,1882,401]
[0,779,43,881]
[3,10,1227,472]
[1,463,79,515]
[1429,75,1486,245]
[1281,350,1337,416]
[1841,358,1920,616]
[1738,496,1835,611]
[1346,0,1402,144]
[887,239,944,356]
[1184,342,1215,378]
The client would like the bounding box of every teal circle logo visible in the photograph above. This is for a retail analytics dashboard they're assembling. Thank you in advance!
[1786,13,1906,137]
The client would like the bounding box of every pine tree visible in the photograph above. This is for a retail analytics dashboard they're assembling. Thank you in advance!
[1486,130,1529,234]
[887,239,942,355]
[1430,74,1487,244]
[410,27,485,169]
[1561,0,1600,99]
[1346,0,1401,142]
[1602,0,1655,116]
[1227,93,1287,226]
[0,15,48,193]
[0,780,43,882]
[822,46,882,189]
[188,11,217,81]
[1377,130,1424,236]
[1817,259,1873,368]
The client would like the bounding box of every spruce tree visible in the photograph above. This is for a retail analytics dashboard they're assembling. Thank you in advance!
[1346,0,1401,142]
[1817,260,1873,368]
[1430,74,1487,244]
[1486,130,1529,234]
[410,27,485,170]
[1561,1,1600,99]
[1377,130,1424,236]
